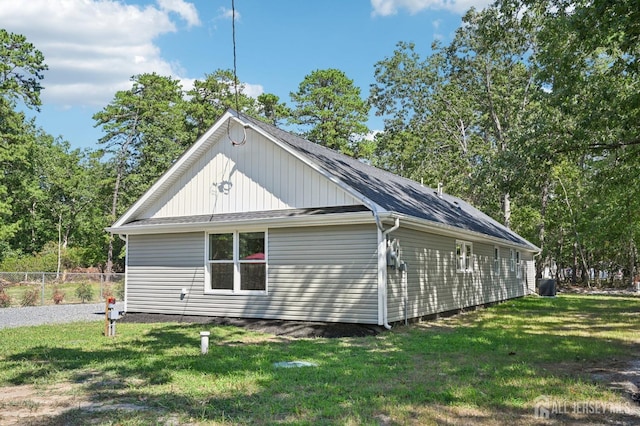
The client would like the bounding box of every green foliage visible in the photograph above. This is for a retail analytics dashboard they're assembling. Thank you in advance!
[0,248,58,272]
[184,69,258,139]
[0,29,48,109]
[256,93,290,126]
[368,0,640,280]
[74,282,94,303]
[114,280,125,300]
[20,286,39,307]
[289,68,370,157]
[0,242,98,272]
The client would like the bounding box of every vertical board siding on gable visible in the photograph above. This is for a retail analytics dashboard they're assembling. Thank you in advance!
[126,225,379,323]
[139,130,360,219]
[386,228,530,323]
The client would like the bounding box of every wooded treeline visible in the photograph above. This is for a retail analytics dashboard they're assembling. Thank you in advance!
[1,0,638,284]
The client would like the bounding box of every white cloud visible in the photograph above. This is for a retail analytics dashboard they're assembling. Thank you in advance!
[0,0,200,108]
[364,130,382,141]
[218,7,240,21]
[371,0,492,16]
[158,0,201,27]
[242,83,264,99]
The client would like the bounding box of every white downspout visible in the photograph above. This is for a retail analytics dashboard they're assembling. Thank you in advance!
[378,217,400,330]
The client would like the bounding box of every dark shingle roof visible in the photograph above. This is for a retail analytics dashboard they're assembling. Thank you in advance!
[240,113,537,250]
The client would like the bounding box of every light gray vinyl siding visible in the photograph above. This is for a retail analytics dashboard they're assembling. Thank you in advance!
[126,232,205,313]
[266,225,378,323]
[126,225,378,323]
[386,227,531,322]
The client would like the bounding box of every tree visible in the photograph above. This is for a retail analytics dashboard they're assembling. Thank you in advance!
[0,30,47,258]
[184,69,257,140]
[369,41,483,195]
[256,93,290,126]
[525,0,640,281]
[370,3,547,229]
[290,68,370,156]
[94,73,188,273]
[0,29,47,110]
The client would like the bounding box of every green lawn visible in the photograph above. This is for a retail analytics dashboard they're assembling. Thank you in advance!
[1,294,639,425]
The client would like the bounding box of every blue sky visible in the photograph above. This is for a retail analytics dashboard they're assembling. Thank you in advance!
[0,0,491,151]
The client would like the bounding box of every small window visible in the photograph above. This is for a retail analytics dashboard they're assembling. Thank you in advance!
[456,240,473,273]
[510,249,516,272]
[207,231,266,293]
[494,246,500,275]
[516,251,521,278]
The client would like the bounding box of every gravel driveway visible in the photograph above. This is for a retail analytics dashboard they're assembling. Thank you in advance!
[0,302,124,330]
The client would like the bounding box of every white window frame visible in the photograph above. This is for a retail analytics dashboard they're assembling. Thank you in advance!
[205,230,268,295]
[456,240,473,273]
[516,250,521,279]
[494,246,500,276]
[510,248,516,272]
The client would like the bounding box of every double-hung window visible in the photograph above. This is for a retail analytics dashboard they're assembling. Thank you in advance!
[516,250,521,279]
[494,246,500,276]
[456,240,473,273]
[207,231,266,293]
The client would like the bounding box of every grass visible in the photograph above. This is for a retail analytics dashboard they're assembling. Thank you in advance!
[0,294,639,425]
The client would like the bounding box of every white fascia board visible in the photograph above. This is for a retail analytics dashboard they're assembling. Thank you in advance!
[106,211,377,235]
[381,212,541,253]
[230,115,386,216]
[111,110,236,228]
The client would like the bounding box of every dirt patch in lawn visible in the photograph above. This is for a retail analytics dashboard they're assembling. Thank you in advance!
[0,382,153,426]
[589,358,640,405]
[119,312,384,338]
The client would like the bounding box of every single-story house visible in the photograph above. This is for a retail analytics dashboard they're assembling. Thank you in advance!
[107,109,539,327]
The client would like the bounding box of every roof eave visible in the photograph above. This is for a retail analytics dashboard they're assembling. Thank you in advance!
[380,212,540,253]
[106,210,377,235]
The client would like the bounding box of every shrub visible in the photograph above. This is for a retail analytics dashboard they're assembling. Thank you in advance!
[20,287,40,307]
[75,282,94,303]
[102,283,115,300]
[0,289,11,308]
[52,286,65,305]
[114,281,125,300]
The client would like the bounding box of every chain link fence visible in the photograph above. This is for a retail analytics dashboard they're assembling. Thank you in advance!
[0,272,125,308]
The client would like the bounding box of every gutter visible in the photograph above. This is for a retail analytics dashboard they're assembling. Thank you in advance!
[382,212,540,253]
[377,215,400,330]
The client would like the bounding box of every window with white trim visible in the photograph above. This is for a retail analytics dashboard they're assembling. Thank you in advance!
[456,240,473,272]
[494,246,500,275]
[207,231,266,293]
[516,250,521,278]
[510,248,516,272]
